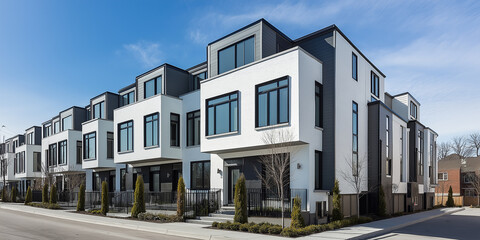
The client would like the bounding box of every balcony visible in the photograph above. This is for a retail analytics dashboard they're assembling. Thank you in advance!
[200,46,323,153]
[114,94,183,165]
[82,118,116,170]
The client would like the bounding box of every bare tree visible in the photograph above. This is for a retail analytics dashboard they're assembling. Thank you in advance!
[437,142,451,160]
[256,129,296,228]
[467,172,480,206]
[0,155,13,189]
[451,136,473,158]
[41,160,54,187]
[435,175,447,206]
[64,173,85,192]
[468,133,480,157]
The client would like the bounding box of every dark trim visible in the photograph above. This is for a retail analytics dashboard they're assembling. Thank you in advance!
[58,140,68,166]
[255,76,290,127]
[143,113,159,148]
[367,100,409,123]
[90,91,119,102]
[106,132,114,159]
[186,61,207,71]
[205,91,240,136]
[170,113,180,147]
[294,24,386,78]
[118,83,136,93]
[391,92,421,106]
[314,150,323,190]
[135,63,188,80]
[352,52,358,81]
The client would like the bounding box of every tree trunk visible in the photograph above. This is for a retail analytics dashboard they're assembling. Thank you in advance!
[357,193,360,217]
[281,187,285,228]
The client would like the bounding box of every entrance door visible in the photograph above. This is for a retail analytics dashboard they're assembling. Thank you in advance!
[228,167,241,204]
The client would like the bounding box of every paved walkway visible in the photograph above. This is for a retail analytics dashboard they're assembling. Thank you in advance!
[0,203,462,240]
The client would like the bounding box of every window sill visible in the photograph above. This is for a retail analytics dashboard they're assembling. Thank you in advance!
[315,126,323,131]
[313,189,329,193]
[144,145,159,150]
[118,150,134,154]
[386,175,392,178]
[206,131,239,139]
[170,146,181,149]
[185,145,200,149]
[83,158,97,161]
[255,122,289,131]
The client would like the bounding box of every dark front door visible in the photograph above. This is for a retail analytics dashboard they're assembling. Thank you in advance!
[228,167,241,204]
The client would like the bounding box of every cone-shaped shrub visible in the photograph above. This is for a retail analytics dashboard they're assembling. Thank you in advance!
[176,177,185,218]
[446,186,455,207]
[42,184,49,203]
[234,174,248,223]
[377,185,387,216]
[24,186,32,204]
[1,187,7,202]
[77,184,85,211]
[291,196,305,228]
[332,179,343,221]
[131,175,145,218]
[50,184,57,204]
[10,187,17,203]
[101,181,109,215]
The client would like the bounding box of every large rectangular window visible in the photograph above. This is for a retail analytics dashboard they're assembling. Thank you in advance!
[218,36,254,74]
[315,82,323,128]
[206,92,238,135]
[144,76,162,99]
[352,53,358,80]
[107,132,114,159]
[33,152,41,172]
[62,115,72,131]
[27,132,34,145]
[191,161,210,190]
[44,124,51,138]
[15,152,25,173]
[371,72,379,98]
[121,91,135,106]
[187,110,200,146]
[54,121,60,134]
[119,120,133,152]
[410,101,417,119]
[58,140,67,165]
[256,78,289,127]
[76,141,82,164]
[49,143,57,166]
[93,101,104,119]
[352,101,358,176]
[144,114,158,147]
[315,151,322,190]
[83,132,96,160]
[192,72,206,90]
[170,113,180,147]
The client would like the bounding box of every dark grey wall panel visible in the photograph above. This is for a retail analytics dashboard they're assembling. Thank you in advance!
[34,127,41,145]
[262,22,277,58]
[165,66,190,97]
[73,108,87,131]
[296,31,335,190]
[105,93,119,121]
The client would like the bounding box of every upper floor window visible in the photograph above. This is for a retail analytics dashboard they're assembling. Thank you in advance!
[107,132,114,159]
[170,113,180,147]
[206,92,238,136]
[44,124,51,138]
[410,101,417,119]
[118,120,133,152]
[144,114,158,147]
[418,130,424,176]
[400,126,405,182]
[192,72,206,90]
[386,116,390,159]
[187,110,200,146]
[48,143,57,166]
[93,101,104,119]
[76,141,82,164]
[371,72,379,98]
[352,101,358,176]
[315,151,323,190]
[54,121,60,134]
[218,36,254,74]
[62,115,72,131]
[83,132,96,160]
[464,173,474,183]
[315,82,323,128]
[256,78,289,127]
[27,132,34,145]
[86,107,91,121]
[144,76,162,99]
[352,53,358,81]
[438,172,448,180]
[121,91,135,106]
[33,152,41,172]
[58,140,67,165]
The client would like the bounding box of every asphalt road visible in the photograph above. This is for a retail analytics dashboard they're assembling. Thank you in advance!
[372,207,480,240]
[0,208,196,240]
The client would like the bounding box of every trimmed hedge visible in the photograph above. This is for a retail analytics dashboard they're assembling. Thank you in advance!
[11,187,17,203]
[42,184,49,203]
[24,186,32,204]
[27,202,61,209]
[177,177,185,218]
[50,185,57,204]
[77,184,85,211]
[101,181,109,215]
[211,217,373,237]
[1,187,7,202]
[138,212,183,222]
[131,175,145,218]
[234,174,248,223]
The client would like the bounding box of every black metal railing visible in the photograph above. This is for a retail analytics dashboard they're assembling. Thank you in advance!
[184,189,221,218]
[247,188,307,217]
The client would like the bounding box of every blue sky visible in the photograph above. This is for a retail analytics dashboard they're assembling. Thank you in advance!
[0,0,479,143]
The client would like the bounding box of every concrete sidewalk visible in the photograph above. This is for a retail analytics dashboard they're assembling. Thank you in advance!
[0,203,462,240]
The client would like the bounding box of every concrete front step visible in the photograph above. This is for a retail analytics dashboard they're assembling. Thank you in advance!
[209,213,234,218]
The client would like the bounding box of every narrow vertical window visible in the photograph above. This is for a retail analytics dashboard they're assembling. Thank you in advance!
[107,132,114,159]
[352,101,358,175]
[76,141,82,164]
[49,143,57,166]
[83,132,96,160]
[93,101,105,119]
[371,72,379,98]
[118,120,133,152]
[170,113,180,147]
[315,151,322,190]
[400,126,404,181]
[315,82,323,128]
[144,114,159,147]
[386,116,391,176]
[187,110,200,146]
[352,53,358,80]
[58,140,67,165]
[410,101,417,119]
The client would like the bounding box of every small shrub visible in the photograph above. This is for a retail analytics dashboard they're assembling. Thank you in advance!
[42,184,48,203]
[291,196,305,228]
[332,179,343,221]
[137,212,182,222]
[258,224,270,234]
[101,181,109,215]
[212,221,219,228]
[77,184,85,211]
[268,225,282,234]
[177,177,185,218]
[239,223,249,231]
[10,187,17,203]
[1,187,7,202]
[281,227,299,237]
[49,185,57,204]
[247,224,260,233]
[24,186,32,204]
[377,185,386,217]
[131,175,145,218]
[27,202,61,209]
[446,186,455,207]
[229,222,241,231]
[234,174,248,224]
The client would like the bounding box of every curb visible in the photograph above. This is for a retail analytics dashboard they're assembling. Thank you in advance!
[350,207,465,240]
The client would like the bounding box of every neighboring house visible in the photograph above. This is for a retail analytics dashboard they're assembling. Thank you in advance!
[0,138,17,190]
[5,18,439,223]
[13,126,43,193]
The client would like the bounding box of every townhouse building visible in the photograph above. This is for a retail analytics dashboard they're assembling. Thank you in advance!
[3,18,439,223]
[13,126,43,193]
[0,138,17,189]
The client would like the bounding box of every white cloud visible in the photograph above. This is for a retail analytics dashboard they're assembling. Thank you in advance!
[123,41,163,68]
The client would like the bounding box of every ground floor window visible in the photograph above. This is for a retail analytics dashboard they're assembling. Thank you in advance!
[191,161,210,190]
